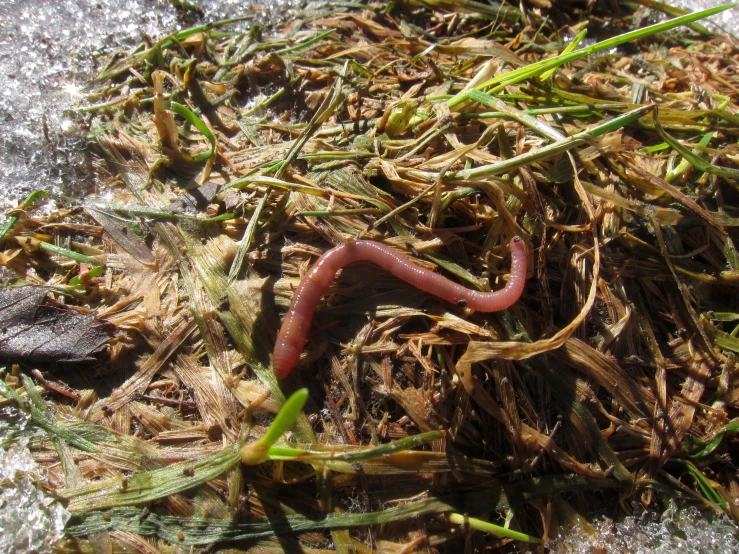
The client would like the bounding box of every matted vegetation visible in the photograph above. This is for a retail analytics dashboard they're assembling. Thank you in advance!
[2,0,739,551]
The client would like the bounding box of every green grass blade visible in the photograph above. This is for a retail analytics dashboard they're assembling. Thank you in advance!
[467,89,565,141]
[0,372,99,453]
[688,419,739,459]
[60,444,242,511]
[169,101,216,161]
[227,191,268,282]
[261,389,309,448]
[0,190,47,243]
[266,430,444,463]
[447,105,651,181]
[65,474,624,544]
[105,204,235,223]
[37,241,105,266]
[448,4,736,107]
[276,29,336,54]
[539,28,588,80]
[448,513,540,543]
[678,460,730,511]
[654,111,739,181]
[702,315,739,353]
[241,389,310,465]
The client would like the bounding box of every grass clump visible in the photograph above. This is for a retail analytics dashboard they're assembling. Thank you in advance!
[2,1,739,551]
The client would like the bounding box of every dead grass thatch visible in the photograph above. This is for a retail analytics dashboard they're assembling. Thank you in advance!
[2,1,739,552]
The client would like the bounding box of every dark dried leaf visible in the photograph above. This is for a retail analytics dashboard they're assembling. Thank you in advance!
[0,286,115,367]
[163,181,222,213]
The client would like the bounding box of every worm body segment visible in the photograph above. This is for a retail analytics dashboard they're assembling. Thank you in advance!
[273,238,527,379]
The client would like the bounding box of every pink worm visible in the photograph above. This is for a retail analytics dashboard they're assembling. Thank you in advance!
[273,237,528,379]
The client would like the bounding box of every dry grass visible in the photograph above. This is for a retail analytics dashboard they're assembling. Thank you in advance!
[2,0,739,551]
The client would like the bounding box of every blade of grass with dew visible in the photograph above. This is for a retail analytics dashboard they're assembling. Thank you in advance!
[447,4,736,108]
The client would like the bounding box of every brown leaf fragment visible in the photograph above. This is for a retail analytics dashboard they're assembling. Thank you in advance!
[162,182,223,214]
[0,286,116,367]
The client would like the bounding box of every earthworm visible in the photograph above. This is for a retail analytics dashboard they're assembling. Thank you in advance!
[273,237,527,379]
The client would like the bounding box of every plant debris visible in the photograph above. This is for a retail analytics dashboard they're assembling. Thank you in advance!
[0,286,115,367]
[2,1,739,552]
